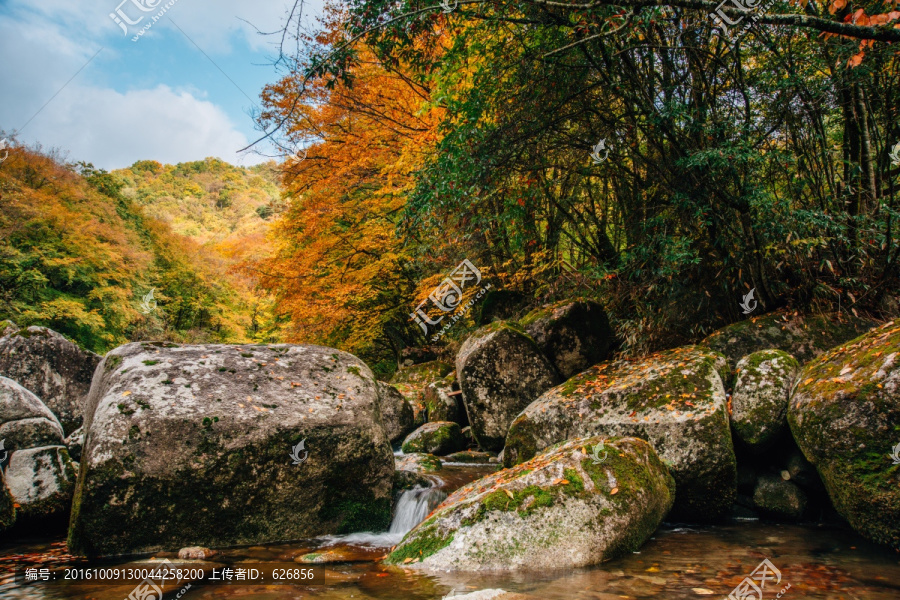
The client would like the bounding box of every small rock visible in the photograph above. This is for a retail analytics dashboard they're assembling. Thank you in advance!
[376,383,416,443]
[443,451,495,464]
[6,445,77,521]
[752,473,807,520]
[64,426,84,462]
[401,422,465,456]
[395,452,443,473]
[178,547,217,560]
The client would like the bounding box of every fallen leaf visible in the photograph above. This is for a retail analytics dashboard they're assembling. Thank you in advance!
[611,488,619,495]
[504,489,515,499]
[122,391,132,397]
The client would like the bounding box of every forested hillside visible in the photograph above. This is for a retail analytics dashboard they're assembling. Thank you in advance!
[0,149,281,353]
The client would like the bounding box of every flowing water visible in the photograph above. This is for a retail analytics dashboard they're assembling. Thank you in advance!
[2,464,899,600]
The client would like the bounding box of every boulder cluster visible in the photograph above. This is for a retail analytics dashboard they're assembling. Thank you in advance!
[1,301,897,572]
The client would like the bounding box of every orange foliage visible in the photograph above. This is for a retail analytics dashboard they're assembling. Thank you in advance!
[254,20,447,353]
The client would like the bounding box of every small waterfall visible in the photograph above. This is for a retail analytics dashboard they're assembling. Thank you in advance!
[389,480,447,535]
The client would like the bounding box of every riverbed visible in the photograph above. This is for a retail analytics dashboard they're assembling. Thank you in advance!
[2,464,898,600]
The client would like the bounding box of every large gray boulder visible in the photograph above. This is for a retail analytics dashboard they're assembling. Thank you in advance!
[456,323,560,451]
[788,319,900,550]
[0,326,101,435]
[376,383,416,444]
[504,346,735,521]
[730,350,800,452]
[385,436,674,571]
[68,342,395,557]
[521,299,615,379]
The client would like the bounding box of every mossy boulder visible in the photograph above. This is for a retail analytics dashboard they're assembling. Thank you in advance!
[787,319,900,550]
[752,473,807,520]
[402,422,466,456]
[477,290,526,325]
[6,445,77,521]
[730,350,800,452]
[0,326,102,435]
[384,436,674,571]
[701,311,876,369]
[521,299,615,379]
[68,342,395,557]
[423,373,463,424]
[395,452,443,473]
[376,383,416,443]
[456,323,561,451]
[391,361,453,387]
[504,346,735,521]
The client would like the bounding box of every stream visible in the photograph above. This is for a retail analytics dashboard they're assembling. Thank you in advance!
[1,464,899,600]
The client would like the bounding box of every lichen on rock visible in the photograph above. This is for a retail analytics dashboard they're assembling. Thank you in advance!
[788,319,900,550]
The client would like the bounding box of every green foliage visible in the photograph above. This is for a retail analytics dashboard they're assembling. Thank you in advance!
[0,149,279,353]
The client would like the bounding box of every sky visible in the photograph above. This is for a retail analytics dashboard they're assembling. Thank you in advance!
[0,0,325,170]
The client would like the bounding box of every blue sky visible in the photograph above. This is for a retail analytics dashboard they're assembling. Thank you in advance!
[0,0,325,169]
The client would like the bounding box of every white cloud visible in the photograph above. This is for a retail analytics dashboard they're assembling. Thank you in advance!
[0,0,324,168]
[20,84,258,170]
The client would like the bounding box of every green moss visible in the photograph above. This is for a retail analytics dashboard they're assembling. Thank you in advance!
[142,360,160,366]
[346,366,361,376]
[117,403,135,416]
[384,518,454,564]
[106,355,123,371]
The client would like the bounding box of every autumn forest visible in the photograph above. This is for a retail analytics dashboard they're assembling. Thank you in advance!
[3,0,900,377]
